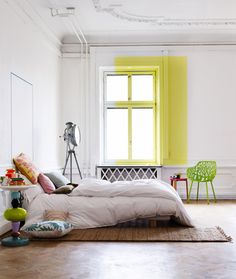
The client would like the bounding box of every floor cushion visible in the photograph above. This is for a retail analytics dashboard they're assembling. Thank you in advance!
[23,221,73,238]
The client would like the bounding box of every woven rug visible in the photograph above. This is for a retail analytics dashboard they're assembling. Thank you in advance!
[25,225,232,242]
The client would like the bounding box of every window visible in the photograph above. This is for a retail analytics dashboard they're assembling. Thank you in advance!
[102,69,158,165]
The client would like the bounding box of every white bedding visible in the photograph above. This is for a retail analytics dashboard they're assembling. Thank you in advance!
[22,179,193,229]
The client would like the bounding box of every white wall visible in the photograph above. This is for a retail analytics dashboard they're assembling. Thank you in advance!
[0,1,62,171]
[60,58,86,178]
[61,45,236,199]
[0,2,62,232]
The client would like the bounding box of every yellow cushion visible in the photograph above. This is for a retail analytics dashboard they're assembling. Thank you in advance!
[13,153,39,184]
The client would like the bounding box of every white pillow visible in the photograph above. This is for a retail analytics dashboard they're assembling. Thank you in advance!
[23,221,73,238]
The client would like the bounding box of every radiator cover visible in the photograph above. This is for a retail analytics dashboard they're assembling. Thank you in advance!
[96,166,162,182]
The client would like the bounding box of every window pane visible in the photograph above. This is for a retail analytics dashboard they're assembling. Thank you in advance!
[106,75,128,101]
[132,108,154,160]
[132,75,153,101]
[106,108,128,160]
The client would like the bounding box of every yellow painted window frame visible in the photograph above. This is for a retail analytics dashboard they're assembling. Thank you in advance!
[103,68,160,166]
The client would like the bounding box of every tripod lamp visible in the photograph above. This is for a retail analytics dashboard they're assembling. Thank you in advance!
[62,122,82,182]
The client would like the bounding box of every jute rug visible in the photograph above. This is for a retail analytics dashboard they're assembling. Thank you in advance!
[24,221,232,242]
[29,226,231,242]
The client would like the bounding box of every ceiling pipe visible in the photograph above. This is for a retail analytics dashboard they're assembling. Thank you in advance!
[69,16,90,178]
[66,19,84,54]
[71,16,88,54]
[50,6,90,177]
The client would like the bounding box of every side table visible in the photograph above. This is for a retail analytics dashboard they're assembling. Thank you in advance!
[0,185,35,247]
[170,177,189,200]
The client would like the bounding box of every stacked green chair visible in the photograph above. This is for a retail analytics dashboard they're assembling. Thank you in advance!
[187,161,217,204]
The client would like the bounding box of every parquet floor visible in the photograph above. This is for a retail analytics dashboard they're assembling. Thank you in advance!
[0,200,236,279]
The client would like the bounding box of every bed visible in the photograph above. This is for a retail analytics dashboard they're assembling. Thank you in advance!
[22,178,193,230]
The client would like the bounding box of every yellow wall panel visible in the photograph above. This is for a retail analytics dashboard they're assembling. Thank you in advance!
[115,56,187,165]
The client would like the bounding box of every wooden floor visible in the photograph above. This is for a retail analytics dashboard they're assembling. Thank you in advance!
[1,200,236,279]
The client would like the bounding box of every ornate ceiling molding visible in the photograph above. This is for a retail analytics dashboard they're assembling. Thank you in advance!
[92,0,236,27]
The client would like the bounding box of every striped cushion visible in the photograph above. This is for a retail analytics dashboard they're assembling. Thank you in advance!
[13,153,39,184]
[44,210,69,222]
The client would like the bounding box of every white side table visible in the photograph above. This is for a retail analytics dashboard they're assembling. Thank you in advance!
[0,185,36,247]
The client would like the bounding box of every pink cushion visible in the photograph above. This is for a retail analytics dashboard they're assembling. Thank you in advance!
[38,173,55,194]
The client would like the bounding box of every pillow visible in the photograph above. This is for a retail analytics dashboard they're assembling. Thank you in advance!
[38,173,55,194]
[44,172,70,188]
[44,210,69,221]
[13,153,40,184]
[23,221,73,238]
[53,185,74,194]
[68,183,79,188]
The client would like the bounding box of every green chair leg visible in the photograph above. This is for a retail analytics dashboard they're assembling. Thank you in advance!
[196,182,200,201]
[210,181,217,203]
[188,181,193,203]
[206,182,209,204]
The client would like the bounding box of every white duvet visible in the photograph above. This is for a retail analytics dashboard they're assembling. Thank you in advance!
[22,179,193,229]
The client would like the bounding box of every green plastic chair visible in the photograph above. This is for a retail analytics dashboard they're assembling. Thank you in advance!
[187,161,217,204]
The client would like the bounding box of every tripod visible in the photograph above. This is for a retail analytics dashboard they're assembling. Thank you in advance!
[62,142,82,183]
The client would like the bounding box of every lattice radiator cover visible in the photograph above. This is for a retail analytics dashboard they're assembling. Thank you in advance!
[96,166,162,182]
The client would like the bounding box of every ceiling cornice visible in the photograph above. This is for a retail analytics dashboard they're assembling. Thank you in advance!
[92,0,236,27]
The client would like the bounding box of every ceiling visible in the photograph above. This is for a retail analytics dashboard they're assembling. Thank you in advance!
[7,0,236,45]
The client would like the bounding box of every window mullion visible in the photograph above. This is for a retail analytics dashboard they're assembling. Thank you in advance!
[128,74,132,101]
[153,104,157,163]
[128,106,132,161]
[128,75,132,161]
[103,104,107,162]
